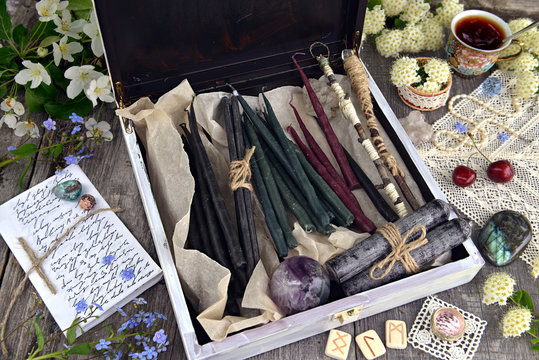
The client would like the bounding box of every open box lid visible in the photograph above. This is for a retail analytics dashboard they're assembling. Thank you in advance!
[93,0,366,102]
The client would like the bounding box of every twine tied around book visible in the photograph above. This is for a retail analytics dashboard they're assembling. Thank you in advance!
[0,207,122,356]
[369,223,428,281]
[228,146,255,192]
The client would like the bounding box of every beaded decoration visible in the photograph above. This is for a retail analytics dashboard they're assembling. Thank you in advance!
[417,70,539,267]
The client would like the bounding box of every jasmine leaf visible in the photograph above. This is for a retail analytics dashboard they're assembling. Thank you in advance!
[48,64,69,90]
[29,20,55,44]
[516,290,534,312]
[531,344,539,351]
[367,0,382,10]
[511,289,523,304]
[44,94,93,120]
[0,1,12,41]
[9,143,38,156]
[530,326,537,336]
[394,18,407,30]
[13,24,29,49]
[25,83,57,112]
[0,84,6,99]
[0,46,17,66]
[40,35,61,48]
[66,342,91,355]
[31,309,44,352]
[532,339,539,344]
[67,0,93,19]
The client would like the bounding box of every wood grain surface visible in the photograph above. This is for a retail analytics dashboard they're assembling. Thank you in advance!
[1,1,538,359]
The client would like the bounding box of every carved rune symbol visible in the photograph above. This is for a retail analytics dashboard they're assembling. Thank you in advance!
[389,322,404,343]
[332,331,348,355]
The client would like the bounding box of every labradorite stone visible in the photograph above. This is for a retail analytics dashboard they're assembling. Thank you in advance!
[51,180,82,200]
[477,210,532,266]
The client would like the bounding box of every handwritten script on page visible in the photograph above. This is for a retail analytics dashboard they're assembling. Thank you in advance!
[0,165,162,333]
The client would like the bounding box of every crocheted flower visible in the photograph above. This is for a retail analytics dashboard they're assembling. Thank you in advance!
[401,24,426,53]
[481,77,503,96]
[424,58,451,84]
[434,0,464,27]
[400,0,430,24]
[364,5,386,35]
[381,0,407,17]
[531,255,539,278]
[482,272,515,305]
[416,80,441,93]
[502,306,532,338]
[515,71,539,98]
[390,57,420,87]
[420,17,445,51]
[376,29,403,58]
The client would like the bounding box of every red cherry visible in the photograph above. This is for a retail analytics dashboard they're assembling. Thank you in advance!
[487,160,514,183]
[452,165,477,187]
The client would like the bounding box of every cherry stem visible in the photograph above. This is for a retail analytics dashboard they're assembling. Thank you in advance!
[467,132,491,163]
[466,152,478,168]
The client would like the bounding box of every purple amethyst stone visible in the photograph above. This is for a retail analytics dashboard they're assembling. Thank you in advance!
[269,256,331,315]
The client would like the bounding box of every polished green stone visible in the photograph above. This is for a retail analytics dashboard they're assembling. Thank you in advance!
[477,210,532,266]
[51,180,82,201]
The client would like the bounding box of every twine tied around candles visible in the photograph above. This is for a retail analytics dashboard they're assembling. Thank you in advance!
[0,207,122,356]
[369,223,428,281]
[228,146,255,192]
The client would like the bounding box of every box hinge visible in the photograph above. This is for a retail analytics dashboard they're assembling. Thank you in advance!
[333,305,364,324]
[115,81,134,134]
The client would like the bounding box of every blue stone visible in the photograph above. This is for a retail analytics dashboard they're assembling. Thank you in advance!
[477,210,532,266]
[51,180,82,201]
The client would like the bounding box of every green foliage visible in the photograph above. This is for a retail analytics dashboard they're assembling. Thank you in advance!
[31,316,45,353]
[367,0,382,10]
[66,343,91,355]
[394,18,407,30]
[9,143,38,156]
[511,289,535,313]
[0,0,13,41]
[45,94,93,120]
[67,0,93,19]
[13,24,30,49]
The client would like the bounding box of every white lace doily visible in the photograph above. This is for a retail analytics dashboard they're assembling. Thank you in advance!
[417,70,539,266]
[408,296,487,360]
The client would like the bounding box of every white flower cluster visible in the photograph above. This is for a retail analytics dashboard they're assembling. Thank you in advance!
[366,0,463,57]
[497,18,539,99]
[14,0,113,107]
[502,307,533,338]
[391,57,451,93]
[482,272,515,306]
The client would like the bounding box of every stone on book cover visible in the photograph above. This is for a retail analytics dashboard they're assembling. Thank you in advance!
[325,329,352,360]
[269,256,330,315]
[355,329,386,360]
[51,180,82,200]
[477,210,532,266]
[385,320,407,349]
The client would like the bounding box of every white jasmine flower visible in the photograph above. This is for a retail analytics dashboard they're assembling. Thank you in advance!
[64,65,101,99]
[391,56,420,87]
[37,47,49,57]
[401,24,426,53]
[400,0,430,25]
[1,98,25,116]
[35,0,68,22]
[85,76,115,106]
[434,0,464,27]
[502,307,532,338]
[14,61,51,88]
[482,272,515,305]
[420,17,445,50]
[52,36,83,66]
[515,71,539,98]
[53,10,87,39]
[424,58,451,84]
[364,5,386,35]
[381,0,407,17]
[0,114,18,129]
[531,255,539,278]
[14,121,40,138]
[376,29,403,58]
[416,80,441,93]
[85,118,113,141]
[83,11,104,57]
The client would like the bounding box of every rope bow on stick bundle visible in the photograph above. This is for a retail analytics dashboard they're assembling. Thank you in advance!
[309,42,409,218]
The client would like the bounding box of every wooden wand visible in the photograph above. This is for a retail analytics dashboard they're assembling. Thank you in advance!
[310,43,408,218]
[341,48,420,211]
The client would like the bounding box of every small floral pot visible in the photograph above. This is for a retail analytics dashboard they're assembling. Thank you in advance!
[397,57,452,111]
